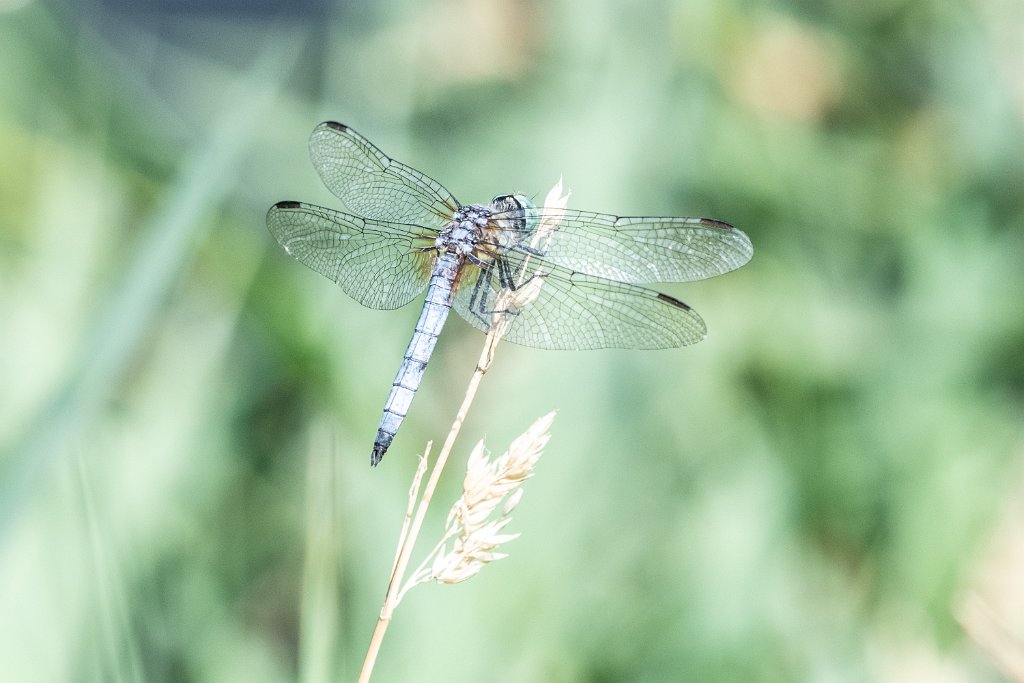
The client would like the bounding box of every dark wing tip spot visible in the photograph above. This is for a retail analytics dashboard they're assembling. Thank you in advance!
[323,121,349,132]
[699,218,735,230]
[273,200,302,210]
[657,292,692,311]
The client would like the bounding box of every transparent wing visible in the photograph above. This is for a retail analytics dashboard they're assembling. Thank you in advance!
[452,254,706,350]
[308,122,460,228]
[494,208,753,284]
[267,201,432,310]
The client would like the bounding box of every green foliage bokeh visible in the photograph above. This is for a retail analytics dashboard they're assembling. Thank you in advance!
[1,0,1022,680]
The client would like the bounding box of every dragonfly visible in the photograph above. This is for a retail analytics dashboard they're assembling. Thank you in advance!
[267,122,753,466]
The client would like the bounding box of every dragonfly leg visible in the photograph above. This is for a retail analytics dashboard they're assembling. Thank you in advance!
[467,264,497,326]
[495,256,544,293]
[465,253,548,330]
[472,257,538,322]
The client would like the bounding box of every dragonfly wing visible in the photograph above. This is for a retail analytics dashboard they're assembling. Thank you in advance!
[267,201,431,310]
[309,122,459,228]
[513,209,752,284]
[452,255,706,350]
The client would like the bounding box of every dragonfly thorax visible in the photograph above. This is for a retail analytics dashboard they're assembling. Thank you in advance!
[435,204,492,255]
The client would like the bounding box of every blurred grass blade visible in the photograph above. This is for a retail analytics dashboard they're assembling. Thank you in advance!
[0,30,307,544]
[299,420,343,683]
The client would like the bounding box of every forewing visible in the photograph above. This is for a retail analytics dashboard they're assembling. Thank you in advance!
[452,255,706,350]
[512,209,753,284]
[267,201,431,310]
[309,122,459,228]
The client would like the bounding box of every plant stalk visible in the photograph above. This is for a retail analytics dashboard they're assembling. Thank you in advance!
[357,331,500,682]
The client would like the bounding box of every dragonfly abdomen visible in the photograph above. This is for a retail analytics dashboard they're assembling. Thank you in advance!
[371,253,460,465]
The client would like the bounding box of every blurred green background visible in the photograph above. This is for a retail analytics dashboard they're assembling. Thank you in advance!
[2,0,1023,680]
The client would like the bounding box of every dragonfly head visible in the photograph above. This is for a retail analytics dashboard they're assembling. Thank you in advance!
[489,193,539,237]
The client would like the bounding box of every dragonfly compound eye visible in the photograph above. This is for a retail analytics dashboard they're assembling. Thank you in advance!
[487,195,509,211]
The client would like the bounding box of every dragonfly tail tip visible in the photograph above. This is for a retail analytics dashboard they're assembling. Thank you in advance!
[371,439,391,467]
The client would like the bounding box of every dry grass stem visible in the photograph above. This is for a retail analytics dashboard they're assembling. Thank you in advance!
[390,443,430,570]
[358,329,498,683]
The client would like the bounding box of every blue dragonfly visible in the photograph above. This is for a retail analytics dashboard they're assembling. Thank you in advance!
[268,123,753,465]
